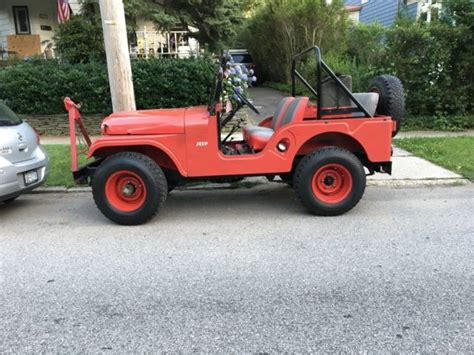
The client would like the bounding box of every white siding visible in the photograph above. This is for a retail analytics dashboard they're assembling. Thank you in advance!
[0,4,15,51]
[0,0,58,54]
[69,0,82,15]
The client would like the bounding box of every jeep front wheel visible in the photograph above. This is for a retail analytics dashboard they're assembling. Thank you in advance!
[92,152,168,225]
[294,147,366,216]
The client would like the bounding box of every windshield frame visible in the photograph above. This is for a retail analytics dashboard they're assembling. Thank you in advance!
[208,63,225,116]
[0,101,23,127]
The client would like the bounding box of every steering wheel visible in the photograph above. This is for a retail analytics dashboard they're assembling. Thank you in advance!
[233,87,260,115]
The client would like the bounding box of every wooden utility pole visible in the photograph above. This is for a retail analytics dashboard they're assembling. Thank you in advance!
[99,0,136,112]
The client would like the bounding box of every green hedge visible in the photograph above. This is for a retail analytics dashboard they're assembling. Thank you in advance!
[0,57,216,115]
[403,115,474,132]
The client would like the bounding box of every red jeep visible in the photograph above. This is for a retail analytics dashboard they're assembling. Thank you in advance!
[65,47,404,225]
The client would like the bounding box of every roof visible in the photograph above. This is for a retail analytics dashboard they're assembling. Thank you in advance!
[345,5,362,12]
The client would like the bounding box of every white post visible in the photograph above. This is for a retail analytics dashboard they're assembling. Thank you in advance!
[427,0,432,23]
[144,25,148,59]
[99,0,136,112]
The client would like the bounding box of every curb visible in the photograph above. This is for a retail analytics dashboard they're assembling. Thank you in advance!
[366,178,470,187]
[32,178,470,194]
[32,187,92,193]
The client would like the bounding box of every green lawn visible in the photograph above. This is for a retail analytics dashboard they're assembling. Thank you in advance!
[44,145,87,187]
[395,137,474,180]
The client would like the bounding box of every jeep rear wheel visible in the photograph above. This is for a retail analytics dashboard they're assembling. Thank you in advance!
[294,147,366,216]
[92,152,168,225]
[369,75,405,137]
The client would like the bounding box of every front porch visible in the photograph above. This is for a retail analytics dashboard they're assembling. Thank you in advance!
[132,27,200,59]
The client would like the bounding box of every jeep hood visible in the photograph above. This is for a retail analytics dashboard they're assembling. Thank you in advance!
[101,108,186,135]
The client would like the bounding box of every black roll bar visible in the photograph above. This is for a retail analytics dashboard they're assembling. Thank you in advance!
[291,46,372,120]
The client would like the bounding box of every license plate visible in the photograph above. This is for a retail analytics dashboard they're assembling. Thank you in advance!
[23,169,38,186]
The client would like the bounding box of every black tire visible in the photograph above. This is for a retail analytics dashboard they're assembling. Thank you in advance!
[294,147,366,216]
[369,75,405,137]
[92,152,168,225]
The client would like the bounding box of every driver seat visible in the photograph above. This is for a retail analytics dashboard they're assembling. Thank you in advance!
[245,97,309,151]
[245,97,295,135]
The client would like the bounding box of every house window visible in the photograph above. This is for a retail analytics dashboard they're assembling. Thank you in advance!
[13,6,31,35]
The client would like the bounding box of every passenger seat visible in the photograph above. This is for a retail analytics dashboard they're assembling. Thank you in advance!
[244,97,295,138]
[245,97,309,151]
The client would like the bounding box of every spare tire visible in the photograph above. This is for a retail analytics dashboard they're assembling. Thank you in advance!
[368,75,405,137]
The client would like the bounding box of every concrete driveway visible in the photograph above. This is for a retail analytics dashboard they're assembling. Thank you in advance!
[1,184,473,352]
[248,86,286,123]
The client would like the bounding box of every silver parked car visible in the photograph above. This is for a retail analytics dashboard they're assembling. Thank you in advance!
[0,101,49,203]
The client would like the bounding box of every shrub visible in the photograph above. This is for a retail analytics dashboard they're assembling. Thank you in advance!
[403,114,474,132]
[299,53,378,93]
[345,2,473,117]
[0,58,216,115]
[54,15,105,64]
[133,57,216,110]
[346,23,386,69]
[382,21,468,116]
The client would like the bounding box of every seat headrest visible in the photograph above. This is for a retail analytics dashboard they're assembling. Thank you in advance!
[278,97,309,129]
[272,97,295,130]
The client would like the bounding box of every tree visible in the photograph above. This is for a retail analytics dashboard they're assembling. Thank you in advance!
[243,0,349,82]
[153,0,245,52]
[80,0,245,53]
[54,15,105,63]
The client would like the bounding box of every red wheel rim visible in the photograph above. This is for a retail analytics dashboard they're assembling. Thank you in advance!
[105,170,147,212]
[311,164,353,204]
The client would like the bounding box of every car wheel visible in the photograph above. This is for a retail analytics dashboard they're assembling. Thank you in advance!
[92,152,168,225]
[369,75,405,137]
[294,147,366,216]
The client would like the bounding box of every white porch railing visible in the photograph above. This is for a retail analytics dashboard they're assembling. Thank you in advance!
[132,29,200,59]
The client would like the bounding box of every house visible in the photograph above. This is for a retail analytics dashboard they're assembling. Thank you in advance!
[344,0,442,26]
[0,0,81,59]
[82,0,200,59]
[0,0,199,60]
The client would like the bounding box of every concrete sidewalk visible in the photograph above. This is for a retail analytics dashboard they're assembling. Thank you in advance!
[397,130,474,138]
[367,147,466,186]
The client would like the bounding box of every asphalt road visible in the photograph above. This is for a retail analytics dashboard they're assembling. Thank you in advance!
[1,184,473,352]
